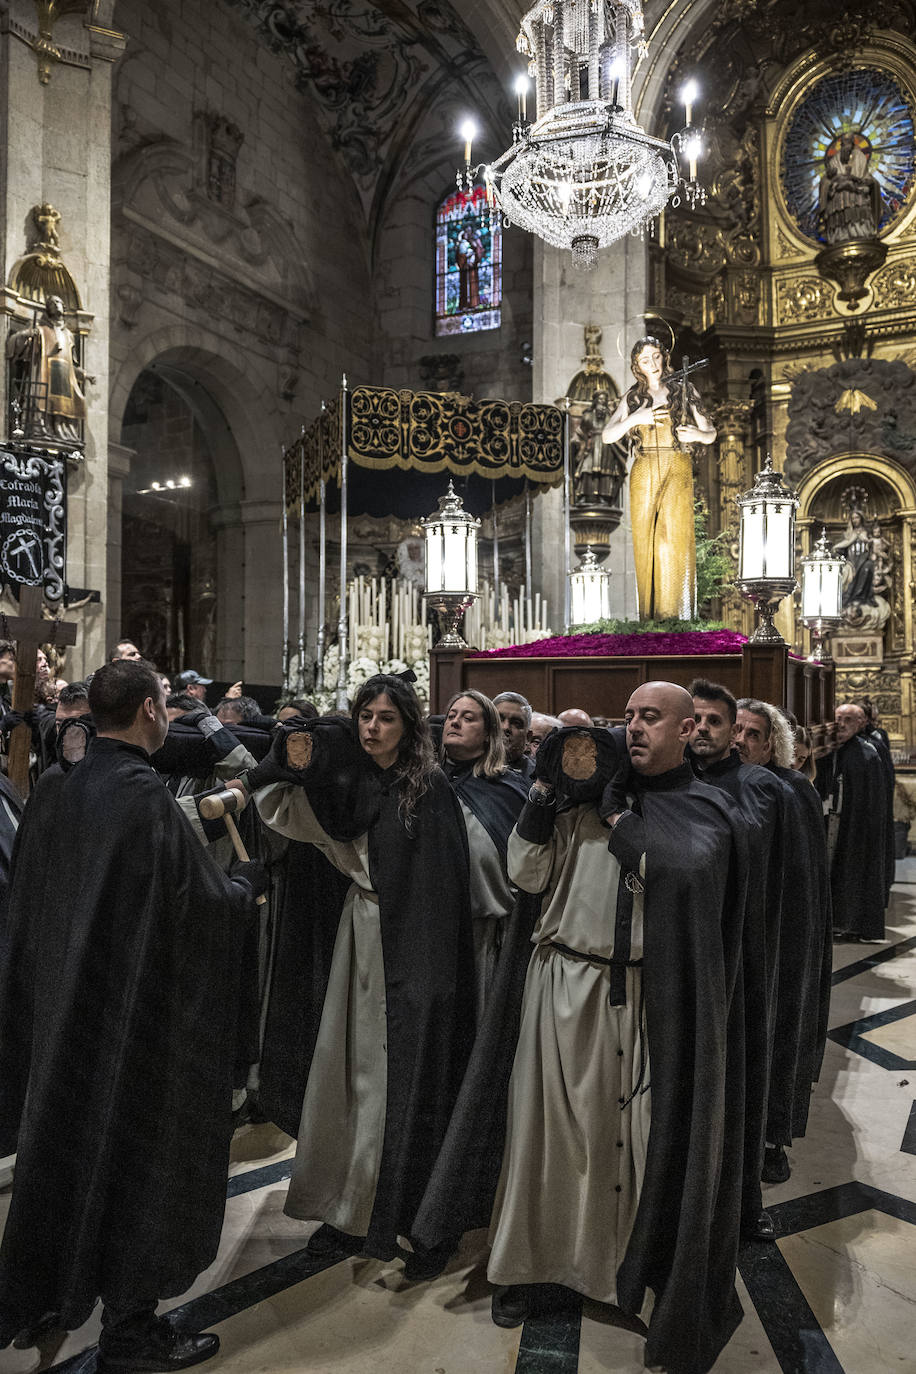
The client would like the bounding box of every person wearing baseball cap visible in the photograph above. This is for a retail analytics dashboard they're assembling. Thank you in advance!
[174,670,213,702]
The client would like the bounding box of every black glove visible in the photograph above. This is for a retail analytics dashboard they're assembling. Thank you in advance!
[0,710,34,735]
[243,721,308,791]
[179,705,211,729]
[516,785,558,844]
[229,858,269,899]
[532,728,560,785]
[597,727,633,826]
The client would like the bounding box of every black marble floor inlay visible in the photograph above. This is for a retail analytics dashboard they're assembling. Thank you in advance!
[225,1157,292,1198]
[827,998,916,1070]
[515,1289,582,1374]
[830,933,916,986]
[740,1182,916,1374]
[901,1099,916,1156]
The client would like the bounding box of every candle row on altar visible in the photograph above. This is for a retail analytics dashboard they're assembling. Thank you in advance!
[464,580,551,649]
[347,575,427,663]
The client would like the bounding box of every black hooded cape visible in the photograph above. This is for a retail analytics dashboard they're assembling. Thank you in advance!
[410,762,533,1251]
[363,767,477,1254]
[275,748,478,1259]
[615,765,749,1374]
[256,838,352,1137]
[815,735,887,939]
[0,737,254,1338]
[765,765,832,1141]
[861,727,896,905]
[689,749,790,1224]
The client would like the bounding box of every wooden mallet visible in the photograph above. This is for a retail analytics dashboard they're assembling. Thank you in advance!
[199,787,267,905]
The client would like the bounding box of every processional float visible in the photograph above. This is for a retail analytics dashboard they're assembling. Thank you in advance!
[281,377,569,706]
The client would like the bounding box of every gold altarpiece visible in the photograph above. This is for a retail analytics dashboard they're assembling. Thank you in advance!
[646,0,916,744]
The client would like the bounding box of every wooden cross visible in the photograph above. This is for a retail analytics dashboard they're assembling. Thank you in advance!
[3,585,78,797]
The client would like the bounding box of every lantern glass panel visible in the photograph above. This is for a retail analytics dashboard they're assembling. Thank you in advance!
[425,527,443,593]
[739,505,766,580]
[802,555,843,619]
[442,525,470,591]
[570,569,610,625]
[764,503,794,579]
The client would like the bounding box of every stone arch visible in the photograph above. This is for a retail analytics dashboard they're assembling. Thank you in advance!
[796,452,916,522]
[109,326,291,681]
[796,453,916,685]
[110,324,287,504]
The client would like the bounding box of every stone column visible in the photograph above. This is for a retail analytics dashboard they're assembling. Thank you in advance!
[712,399,755,636]
[212,504,244,681]
[240,497,286,687]
[0,2,125,675]
[531,237,648,627]
[105,440,133,648]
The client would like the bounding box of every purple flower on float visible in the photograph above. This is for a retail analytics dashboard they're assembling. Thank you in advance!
[468,629,752,659]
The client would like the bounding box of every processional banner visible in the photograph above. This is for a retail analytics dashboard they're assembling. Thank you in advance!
[0,445,66,600]
[285,387,564,513]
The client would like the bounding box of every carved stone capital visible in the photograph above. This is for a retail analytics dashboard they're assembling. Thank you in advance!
[711,399,754,434]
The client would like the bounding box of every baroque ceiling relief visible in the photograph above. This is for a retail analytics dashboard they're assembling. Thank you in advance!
[224,0,511,249]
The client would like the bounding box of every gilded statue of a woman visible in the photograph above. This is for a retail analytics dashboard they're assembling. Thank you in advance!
[602,337,716,620]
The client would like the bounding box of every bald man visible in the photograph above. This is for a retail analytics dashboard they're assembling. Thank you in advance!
[816,702,889,941]
[526,712,562,756]
[557,707,593,728]
[489,682,749,1374]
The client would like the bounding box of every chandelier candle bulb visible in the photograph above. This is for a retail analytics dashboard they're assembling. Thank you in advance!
[681,79,698,128]
[460,118,476,165]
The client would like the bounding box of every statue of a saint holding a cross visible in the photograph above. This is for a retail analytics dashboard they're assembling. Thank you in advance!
[602,338,717,621]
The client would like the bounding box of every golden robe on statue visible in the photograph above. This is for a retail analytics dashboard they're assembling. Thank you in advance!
[629,408,696,621]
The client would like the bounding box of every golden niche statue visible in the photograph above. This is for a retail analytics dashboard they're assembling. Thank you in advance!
[602,337,716,620]
[6,294,94,444]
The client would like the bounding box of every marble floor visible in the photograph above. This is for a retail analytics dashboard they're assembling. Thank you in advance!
[2,864,916,1374]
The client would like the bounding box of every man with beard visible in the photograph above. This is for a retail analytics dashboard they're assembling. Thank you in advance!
[816,702,889,941]
[688,678,794,1242]
[488,682,749,1374]
[0,660,263,1371]
[735,699,832,1185]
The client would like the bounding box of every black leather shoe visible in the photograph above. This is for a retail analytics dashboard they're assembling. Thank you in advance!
[306,1223,365,1258]
[762,1144,791,1184]
[742,1210,775,1242]
[98,1330,219,1372]
[402,1238,457,1282]
[491,1285,532,1328]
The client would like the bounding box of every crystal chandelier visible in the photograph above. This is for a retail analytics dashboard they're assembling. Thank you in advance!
[458,0,704,271]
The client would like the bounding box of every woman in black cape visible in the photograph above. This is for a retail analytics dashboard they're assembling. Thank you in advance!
[248,674,476,1277]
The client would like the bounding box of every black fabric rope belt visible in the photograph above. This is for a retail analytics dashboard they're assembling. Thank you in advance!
[546,940,643,1007]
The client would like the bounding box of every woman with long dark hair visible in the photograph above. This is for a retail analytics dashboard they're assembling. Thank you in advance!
[248,673,475,1279]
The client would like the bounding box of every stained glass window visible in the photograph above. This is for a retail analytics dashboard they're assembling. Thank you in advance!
[435,185,502,337]
[781,68,916,243]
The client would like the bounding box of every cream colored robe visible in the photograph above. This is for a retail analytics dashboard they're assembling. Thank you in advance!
[254,781,387,1236]
[487,803,650,1304]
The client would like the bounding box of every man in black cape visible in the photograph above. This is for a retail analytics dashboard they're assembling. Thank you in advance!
[852,701,896,906]
[0,660,263,1372]
[153,703,283,1119]
[735,699,832,1183]
[488,683,749,1374]
[816,703,888,941]
[688,678,792,1242]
